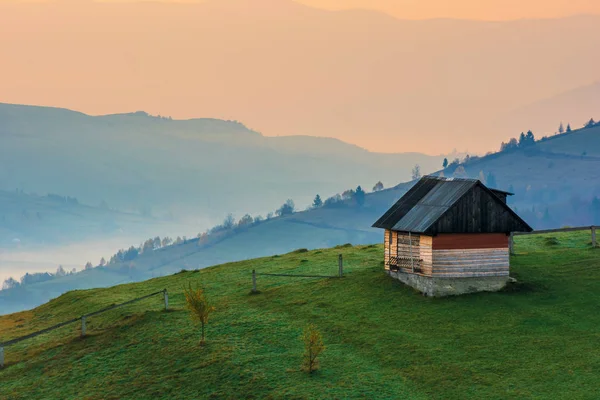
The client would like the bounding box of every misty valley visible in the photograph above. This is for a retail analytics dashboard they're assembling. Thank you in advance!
[1,103,600,315]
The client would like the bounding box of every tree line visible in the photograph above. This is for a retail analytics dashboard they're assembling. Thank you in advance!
[1,180,389,292]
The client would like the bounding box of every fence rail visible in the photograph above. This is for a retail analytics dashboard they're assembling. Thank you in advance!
[510,225,598,254]
[0,289,168,368]
[251,254,344,293]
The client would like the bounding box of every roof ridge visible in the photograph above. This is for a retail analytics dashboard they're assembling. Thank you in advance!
[373,176,532,234]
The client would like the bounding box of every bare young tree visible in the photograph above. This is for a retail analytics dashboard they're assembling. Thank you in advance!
[184,283,215,346]
[302,324,325,374]
[411,164,421,181]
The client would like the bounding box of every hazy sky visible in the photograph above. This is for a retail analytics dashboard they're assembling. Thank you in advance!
[1,0,599,154]
[12,0,600,20]
[91,0,600,20]
[301,0,600,20]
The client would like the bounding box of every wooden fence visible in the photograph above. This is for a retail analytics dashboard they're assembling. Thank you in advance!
[0,289,168,369]
[510,226,598,255]
[252,254,344,293]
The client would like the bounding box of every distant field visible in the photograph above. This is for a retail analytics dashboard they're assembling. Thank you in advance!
[1,231,599,399]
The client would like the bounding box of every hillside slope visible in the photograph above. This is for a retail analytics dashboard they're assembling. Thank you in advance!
[0,183,407,314]
[1,233,599,399]
[442,124,600,225]
[536,123,600,156]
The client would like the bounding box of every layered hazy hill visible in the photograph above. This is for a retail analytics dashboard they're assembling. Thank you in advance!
[0,189,168,248]
[1,1,599,153]
[3,124,600,313]
[0,102,447,223]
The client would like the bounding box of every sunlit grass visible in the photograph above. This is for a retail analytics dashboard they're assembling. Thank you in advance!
[1,235,599,399]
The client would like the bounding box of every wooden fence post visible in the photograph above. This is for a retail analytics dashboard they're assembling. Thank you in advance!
[592,226,597,248]
[509,232,514,255]
[0,346,4,368]
[338,254,343,277]
[81,316,86,338]
[164,289,169,311]
[252,270,257,293]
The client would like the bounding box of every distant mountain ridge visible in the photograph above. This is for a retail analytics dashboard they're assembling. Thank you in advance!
[0,102,448,228]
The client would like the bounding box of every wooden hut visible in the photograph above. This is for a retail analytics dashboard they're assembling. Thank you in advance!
[372,176,532,296]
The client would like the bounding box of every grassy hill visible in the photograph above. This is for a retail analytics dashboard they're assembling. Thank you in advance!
[536,124,600,156]
[1,232,599,399]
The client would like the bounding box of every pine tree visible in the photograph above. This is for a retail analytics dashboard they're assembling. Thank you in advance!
[518,132,526,147]
[566,123,572,132]
[585,118,596,128]
[355,186,366,207]
[558,122,564,134]
[525,130,535,146]
[442,158,448,169]
[312,194,323,209]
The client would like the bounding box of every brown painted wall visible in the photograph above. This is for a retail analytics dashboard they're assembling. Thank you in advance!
[432,233,508,250]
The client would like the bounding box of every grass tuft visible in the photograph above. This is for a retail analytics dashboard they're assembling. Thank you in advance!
[543,236,560,246]
[291,248,309,254]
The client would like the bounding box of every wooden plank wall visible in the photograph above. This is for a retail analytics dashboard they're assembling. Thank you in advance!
[432,234,509,277]
[384,231,434,277]
[384,230,390,269]
[419,235,433,276]
[384,230,398,271]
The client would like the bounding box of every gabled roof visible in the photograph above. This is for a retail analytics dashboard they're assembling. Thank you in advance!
[372,176,532,234]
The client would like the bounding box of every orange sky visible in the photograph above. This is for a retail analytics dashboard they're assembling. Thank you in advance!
[16,0,600,20]
[300,0,600,20]
[87,0,600,20]
[1,0,600,154]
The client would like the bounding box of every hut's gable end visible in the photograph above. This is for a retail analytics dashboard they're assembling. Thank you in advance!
[427,184,529,235]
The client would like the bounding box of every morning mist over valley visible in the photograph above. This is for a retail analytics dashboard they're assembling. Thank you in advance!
[1,1,600,398]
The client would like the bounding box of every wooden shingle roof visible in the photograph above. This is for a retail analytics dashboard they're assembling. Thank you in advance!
[372,176,532,235]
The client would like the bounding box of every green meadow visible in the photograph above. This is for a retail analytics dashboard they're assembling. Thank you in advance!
[1,232,599,399]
